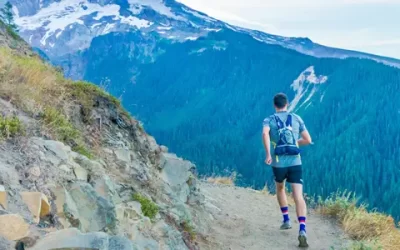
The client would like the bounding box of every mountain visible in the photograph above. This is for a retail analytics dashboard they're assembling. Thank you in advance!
[10,0,400,222]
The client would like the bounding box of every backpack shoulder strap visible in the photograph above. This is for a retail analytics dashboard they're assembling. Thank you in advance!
[274,115,284,129]
[286,114,293,127]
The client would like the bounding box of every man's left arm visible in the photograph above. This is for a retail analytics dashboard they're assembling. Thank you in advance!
[297,116,312,146]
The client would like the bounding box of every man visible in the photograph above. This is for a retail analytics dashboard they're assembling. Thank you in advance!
[262,93,312,248]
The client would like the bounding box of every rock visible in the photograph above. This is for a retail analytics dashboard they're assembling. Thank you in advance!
[68,183,116,232]
[73,164,88,181]
[28,166,41,178]
[160,145,169,153]
[49,186,78,228]
[114,148,131,167]
[31,138,71,166]
[116,201,143,222]
[20,192,50,223]
[0,214,29,241]
[59,164,72,173]
[0,185,7,209]
[161,153,195,203]
[0,235,13,250]
[95,176,121,204]
[161,153,194,187]
[30,228,135,250]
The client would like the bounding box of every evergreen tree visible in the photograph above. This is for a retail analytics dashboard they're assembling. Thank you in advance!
[0,2,18,31]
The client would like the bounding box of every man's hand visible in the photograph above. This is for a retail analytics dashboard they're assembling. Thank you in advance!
[265,154,272,165]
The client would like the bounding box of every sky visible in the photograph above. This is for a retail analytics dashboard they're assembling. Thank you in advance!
[178,0,400,59]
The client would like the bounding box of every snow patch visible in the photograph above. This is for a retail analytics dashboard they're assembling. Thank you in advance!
[120,16,152,28]
[127,0,186,21]
[14,0,149,46]
[185,36,198,41]
[157,26,172,30]
[102,23,115,35]
[91,23,103,29]
[289,66,328,112]
[205,28,221,32]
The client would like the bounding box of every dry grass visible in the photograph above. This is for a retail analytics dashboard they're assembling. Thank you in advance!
[0,47,124,157]
[318,191,400,250]
[207,176,235,186]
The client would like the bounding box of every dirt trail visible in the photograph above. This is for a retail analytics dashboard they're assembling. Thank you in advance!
[199,183,350,250]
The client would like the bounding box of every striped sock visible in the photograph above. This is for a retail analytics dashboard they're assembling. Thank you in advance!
[298,216,306,232]
[281,207,290,222]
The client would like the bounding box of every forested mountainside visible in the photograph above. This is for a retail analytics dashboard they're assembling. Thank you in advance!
[83,29,400,219]
[10,0,400,221]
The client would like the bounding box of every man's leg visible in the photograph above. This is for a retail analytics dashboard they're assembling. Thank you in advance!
[291,183,307,220]
[272,167,291,229]
[288,166,308,247]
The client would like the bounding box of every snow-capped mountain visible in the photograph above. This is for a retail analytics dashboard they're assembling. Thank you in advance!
[11,0,400,68]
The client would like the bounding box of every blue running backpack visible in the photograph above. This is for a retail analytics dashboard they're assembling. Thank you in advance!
[273,114,301,156]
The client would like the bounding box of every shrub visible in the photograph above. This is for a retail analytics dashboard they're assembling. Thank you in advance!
[133,193,159,220]
[318,191,400,249]
[182,220,196,241]
[0,116,24,138]
[42,107,80,142]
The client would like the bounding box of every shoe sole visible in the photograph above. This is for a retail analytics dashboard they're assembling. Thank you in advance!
[298,235,309,248]
[280,224,292,230]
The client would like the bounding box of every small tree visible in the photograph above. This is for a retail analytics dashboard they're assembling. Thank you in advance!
[0,2,18,31]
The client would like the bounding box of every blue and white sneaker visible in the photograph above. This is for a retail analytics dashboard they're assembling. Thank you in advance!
[298,230,309,248]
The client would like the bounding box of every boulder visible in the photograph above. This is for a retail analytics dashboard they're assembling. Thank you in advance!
[68,183,117,232]
[0,185,7,209]
[20,192,50,223]
[72,164,88,181]
[0,214,29,241]
[161,153,194,203]
[95,176,121,204]
[161,153,194,187]
[114,148,132,168]
[30,228,135,250]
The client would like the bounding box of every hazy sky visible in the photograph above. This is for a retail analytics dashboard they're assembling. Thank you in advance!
[178,0,400,59]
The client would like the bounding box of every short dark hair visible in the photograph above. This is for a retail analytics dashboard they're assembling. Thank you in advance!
[273,93,288,109]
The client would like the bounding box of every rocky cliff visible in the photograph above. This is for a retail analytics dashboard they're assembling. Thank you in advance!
[0,21,208,250]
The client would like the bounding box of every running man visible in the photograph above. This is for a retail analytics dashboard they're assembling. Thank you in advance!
[262,93,312,248]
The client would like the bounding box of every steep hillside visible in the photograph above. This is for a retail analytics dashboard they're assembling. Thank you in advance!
[0,23,208,250]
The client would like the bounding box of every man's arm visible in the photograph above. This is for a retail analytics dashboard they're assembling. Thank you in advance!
[262,126,272,164]
[298,130,312,146]
[296,115,312,146]
[262,126,271,154]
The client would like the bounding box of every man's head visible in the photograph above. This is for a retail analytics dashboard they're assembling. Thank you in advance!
[273,93,289,111]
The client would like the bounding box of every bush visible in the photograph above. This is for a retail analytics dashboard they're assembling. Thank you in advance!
[42,107,80,142]
[0,116,24,138]
[133,193,159,220]
[182,220,196,241]
[318,191,400,249]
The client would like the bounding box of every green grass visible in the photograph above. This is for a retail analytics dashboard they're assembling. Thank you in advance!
[132,193,159,220]
[41,107,92,157]
[42,107,80,142]
[181,220,196,241]
[0,116,24,138]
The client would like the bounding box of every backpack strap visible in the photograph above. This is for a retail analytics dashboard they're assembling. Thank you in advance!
[286,114,293,127]
[273,115,284,129]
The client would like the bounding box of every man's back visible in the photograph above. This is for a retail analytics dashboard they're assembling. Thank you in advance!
[263,111,306,168]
